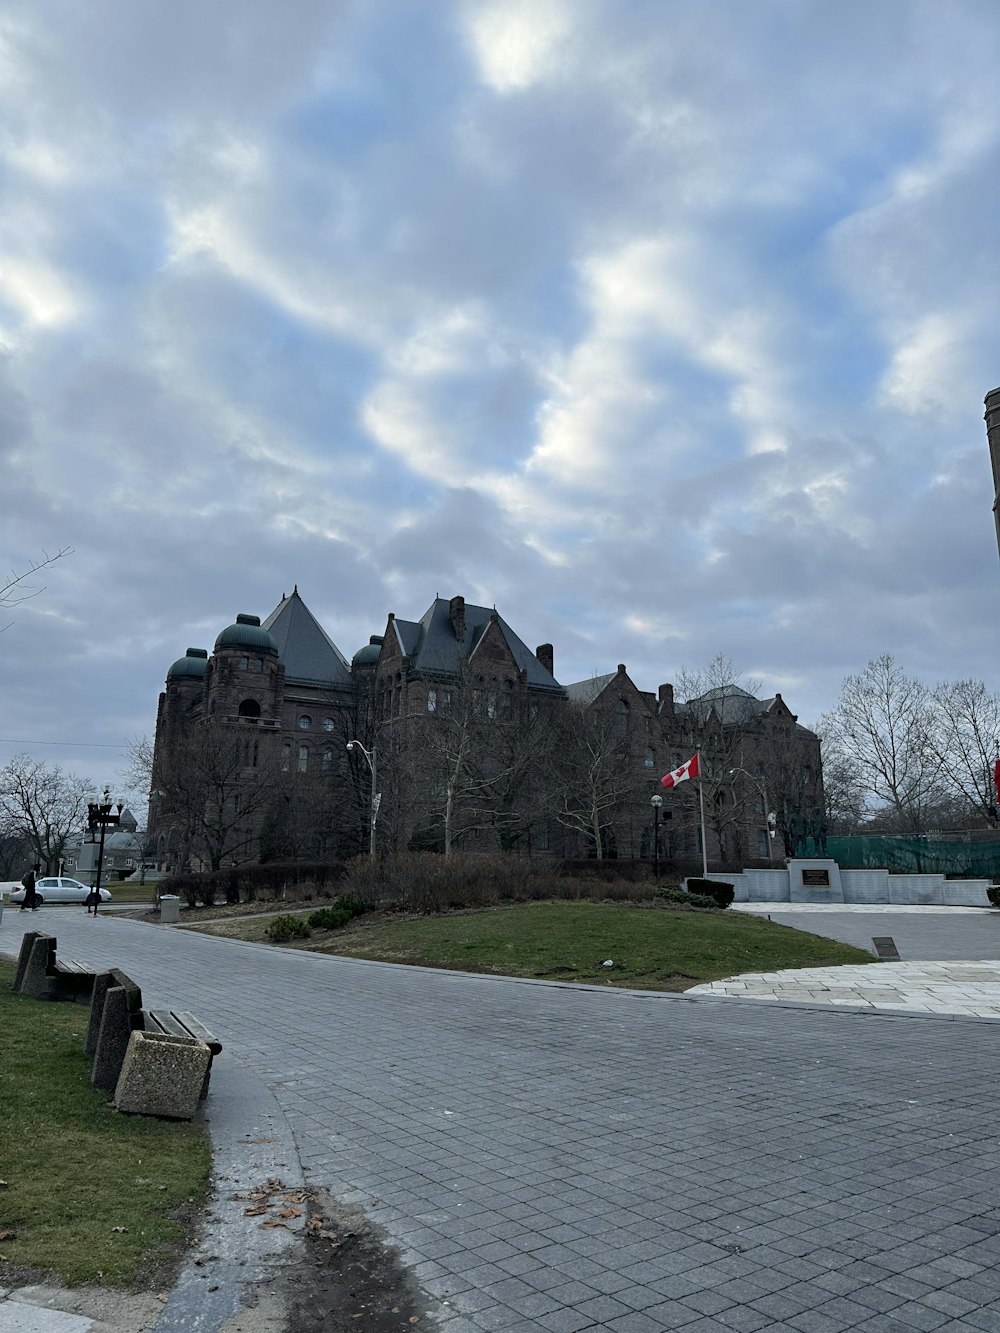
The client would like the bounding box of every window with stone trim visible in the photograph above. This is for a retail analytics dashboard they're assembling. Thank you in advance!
[298,746,309,773]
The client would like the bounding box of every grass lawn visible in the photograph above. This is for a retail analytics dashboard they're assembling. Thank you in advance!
[192,900,875,990]
[0,960,211,1287]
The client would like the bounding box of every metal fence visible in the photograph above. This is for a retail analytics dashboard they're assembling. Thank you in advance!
[827,835,1000,877]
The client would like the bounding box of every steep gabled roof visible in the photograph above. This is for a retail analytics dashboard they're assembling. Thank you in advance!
[400,598,563,692]
[262,589,353,687]
[677,685,767,727]
[564,673,617,706]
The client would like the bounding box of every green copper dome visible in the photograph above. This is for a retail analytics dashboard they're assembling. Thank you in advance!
[352,635,383,668]
[167,647,209,681]
[214,613,278,654]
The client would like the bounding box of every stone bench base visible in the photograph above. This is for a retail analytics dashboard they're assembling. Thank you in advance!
[114,1030,212,1120]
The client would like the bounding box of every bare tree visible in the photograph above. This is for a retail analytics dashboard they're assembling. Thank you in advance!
[929,678,1000,824]
[151,718,282,871]
[550,701,639,860]
[819,654,943,835]
[0,754,92,872]
[818,741,868,835]
[1,549,72,630]
[402,668,554,855]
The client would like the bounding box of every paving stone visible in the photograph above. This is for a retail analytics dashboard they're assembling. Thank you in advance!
[7,913,1000,1333]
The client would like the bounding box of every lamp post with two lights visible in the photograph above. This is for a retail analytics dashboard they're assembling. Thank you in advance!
[86,788,123,916]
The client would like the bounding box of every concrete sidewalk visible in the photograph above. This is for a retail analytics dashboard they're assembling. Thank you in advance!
[689,904,1000,1014]
[4,909,1000,1332]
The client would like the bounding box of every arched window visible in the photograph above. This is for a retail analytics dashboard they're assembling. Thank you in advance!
[298,746,309,773]
[616,698,629,737]
[238,699,261,719]
[322,749,333,772]
[281,743,291,772]
[644,747,655,769]
[298,714,312,730]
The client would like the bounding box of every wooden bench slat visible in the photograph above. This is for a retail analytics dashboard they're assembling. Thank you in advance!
[170,1012,222,1054]
[145,1010,190,1040]
[55,959,89,974]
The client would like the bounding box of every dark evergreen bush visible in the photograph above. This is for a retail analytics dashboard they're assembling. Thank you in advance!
[652,886,720,910]
[265,914,311,942]
[685,878,734,908]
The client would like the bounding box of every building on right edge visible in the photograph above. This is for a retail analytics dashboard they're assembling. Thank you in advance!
[985,386,1000,558]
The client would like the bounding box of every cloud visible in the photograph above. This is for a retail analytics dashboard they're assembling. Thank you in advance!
[460,0,574,94]
[2,0,1000,787]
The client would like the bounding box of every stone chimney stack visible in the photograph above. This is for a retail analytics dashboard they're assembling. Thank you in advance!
[449,595,466,643]
[986,388,1000,559]
[658,683,675,713]
[536,643,554,676]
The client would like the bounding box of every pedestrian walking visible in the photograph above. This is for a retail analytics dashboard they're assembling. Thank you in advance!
[20,864,40,911]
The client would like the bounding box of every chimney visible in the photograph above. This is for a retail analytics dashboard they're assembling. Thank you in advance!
[449,596,466,643]
[536,643,554,676]
[658,683,674,712]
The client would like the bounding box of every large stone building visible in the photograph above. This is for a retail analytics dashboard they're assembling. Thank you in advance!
[148,589,824,872]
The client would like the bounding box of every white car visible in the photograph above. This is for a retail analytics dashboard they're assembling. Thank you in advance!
[9,877,112,905]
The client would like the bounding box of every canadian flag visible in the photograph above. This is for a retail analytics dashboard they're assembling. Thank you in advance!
[661,753,700,789]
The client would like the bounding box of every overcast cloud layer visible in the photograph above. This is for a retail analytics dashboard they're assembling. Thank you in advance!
[1,0,999,795]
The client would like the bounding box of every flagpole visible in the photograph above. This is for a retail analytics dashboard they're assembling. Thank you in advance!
[697,751,708,876]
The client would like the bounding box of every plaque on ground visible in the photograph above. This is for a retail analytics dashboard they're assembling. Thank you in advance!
[872,936,900,960]
[801,868,830,886]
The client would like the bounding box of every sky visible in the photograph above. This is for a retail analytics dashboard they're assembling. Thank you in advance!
[1,0,1000,801]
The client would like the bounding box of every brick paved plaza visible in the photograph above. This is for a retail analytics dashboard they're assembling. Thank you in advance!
[3,910,1000,1332]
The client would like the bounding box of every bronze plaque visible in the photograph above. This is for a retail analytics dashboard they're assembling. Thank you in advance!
[872,936,900,960]
[801,868,830,886]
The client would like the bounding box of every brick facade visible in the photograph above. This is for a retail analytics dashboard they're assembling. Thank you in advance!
[148,590,824,871]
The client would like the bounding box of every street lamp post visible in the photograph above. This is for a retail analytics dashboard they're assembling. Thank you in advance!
[86,788,123,916]
[650,794,663,880]
[346,740,379,855]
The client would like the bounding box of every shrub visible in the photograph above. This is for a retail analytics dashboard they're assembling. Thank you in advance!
[685,878,734,909]
[265,914,312,942]
[308,906,351,931]
[988,886,1000,908]
[652,886,720,910]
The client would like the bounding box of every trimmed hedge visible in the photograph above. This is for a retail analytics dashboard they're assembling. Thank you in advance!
[651,886,721,910]
[685,878,734,909]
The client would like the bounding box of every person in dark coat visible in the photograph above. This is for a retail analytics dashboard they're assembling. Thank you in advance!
[20,864,40,911]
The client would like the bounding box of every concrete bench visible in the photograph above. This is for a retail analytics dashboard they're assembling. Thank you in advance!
[142,1010,222,1101]
[14,932,96,1003]
[89,974,222,1115]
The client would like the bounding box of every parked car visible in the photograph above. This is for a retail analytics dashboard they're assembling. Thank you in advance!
[9,877,112,905]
